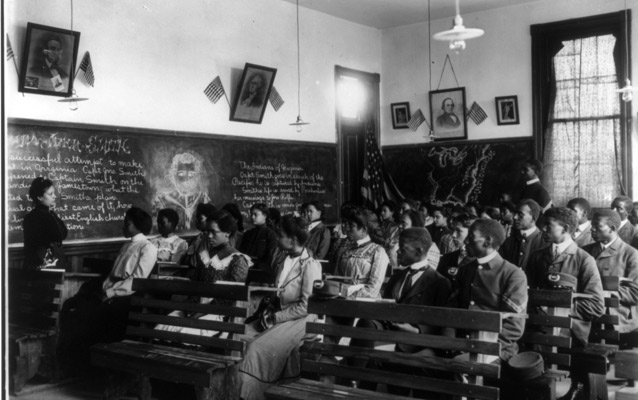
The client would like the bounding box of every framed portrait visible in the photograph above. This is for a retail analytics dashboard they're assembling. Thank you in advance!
[390,102,411,129]
[19,23,81,97]
[429,87,467,141]
[495,96,520,125]
[230,63,277,124]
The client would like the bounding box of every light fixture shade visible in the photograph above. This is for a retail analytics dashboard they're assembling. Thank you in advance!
[433,15,484,42]
[289,115,310,126]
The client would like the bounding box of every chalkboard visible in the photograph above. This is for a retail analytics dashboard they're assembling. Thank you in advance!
[383,138,535,206]
[8,119,338,244]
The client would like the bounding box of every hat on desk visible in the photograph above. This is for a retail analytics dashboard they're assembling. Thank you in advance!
[546,272,577,291]
[312,280,345,299]
[505,351,545,380]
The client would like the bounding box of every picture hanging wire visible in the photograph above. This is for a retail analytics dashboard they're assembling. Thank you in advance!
[57,0,89,109]
[436,54,460,90]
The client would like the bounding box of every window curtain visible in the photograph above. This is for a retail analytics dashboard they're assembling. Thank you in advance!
[541,34,623,207]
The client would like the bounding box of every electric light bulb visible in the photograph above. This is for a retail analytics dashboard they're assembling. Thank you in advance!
[450,40,466,51]
[69,98,79,111]
[622,90,633,102]
[296,124,304,133]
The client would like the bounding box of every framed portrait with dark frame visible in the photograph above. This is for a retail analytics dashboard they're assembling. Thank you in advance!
[429,87,467,141]
[495,95,520,125]
[230,63,277,124]
[390,102,411,129]
[19,23,81,97]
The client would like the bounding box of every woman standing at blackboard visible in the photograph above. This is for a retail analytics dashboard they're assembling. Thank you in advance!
[239,203,278,281]
[23,177,68,270]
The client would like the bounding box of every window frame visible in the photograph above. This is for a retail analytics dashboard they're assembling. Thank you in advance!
[531,10,632,195]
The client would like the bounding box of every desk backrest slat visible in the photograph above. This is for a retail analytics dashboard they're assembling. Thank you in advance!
[302,360,499,400]
[128,312,245,334]
[306,322,501,356]
[132,279,249,300]
[130,297,248,319]
[9,269,65,330]
[126,326,246,352]
[308,298,502,332]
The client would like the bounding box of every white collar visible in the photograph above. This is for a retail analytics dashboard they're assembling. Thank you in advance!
[131,233,146,242]
[553,237,574,255]
[521,226,538,237]
[526,178,540,185]
[620,219,629,229]
[159,234,180,243]
[576,221,590,232]
[308,221,321,231]
[602,236,619,249]
[356,236,371,246]
[477,251,499,265]
[408,259,429,271]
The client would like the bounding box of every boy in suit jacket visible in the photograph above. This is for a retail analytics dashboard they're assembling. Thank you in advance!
[583,209,638,341]
[612,196,638,249]
[527,207,604,400]
[499,199,548,272]
[520,159,552,213]
[437,213,477,285]
[454,219,528,362]
[567,197,594,247]
[349,228,451,396]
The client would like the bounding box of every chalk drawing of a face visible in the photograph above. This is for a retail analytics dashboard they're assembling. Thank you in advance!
[153,151,211,230]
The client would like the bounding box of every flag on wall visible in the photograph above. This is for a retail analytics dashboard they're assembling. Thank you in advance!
[468,101,488,124]
[79,52,95,87]
[361,120,404,210]
[204,76,225,104]
[269,86,285,111]
[6,34,15,61]
[407,109,426,131]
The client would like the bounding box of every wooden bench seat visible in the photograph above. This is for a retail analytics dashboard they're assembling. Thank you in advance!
[8,268,65,395]
[265,297,506,400]
[91,278,249,400]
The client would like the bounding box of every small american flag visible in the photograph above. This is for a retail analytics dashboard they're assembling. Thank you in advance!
[468,101,488,124]
[6,34,15,61]
[79,52,94,87]
[407,109,426,132]
[204,76,225,104]
[268,86,285,111]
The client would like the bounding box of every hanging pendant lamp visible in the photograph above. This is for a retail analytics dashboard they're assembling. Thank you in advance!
[433,0,484,51]
[615,0,634,102]
[289,0,310,132]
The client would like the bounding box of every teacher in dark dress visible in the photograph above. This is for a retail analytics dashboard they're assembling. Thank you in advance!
[23,177,68,270]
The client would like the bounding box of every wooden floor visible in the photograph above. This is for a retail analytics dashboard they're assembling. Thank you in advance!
[8,373,630,400]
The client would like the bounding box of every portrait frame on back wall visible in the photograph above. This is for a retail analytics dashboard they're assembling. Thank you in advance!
[19,22,81,97]
[495,95,520,125]
[429,87,467,141]
[230,63,277,124]
[390,102,411,129]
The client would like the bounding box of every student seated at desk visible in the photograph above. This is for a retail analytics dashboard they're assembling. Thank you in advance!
[239,203,278,279]
[182,203,217,270]
[567,197,594,248]
[101,207,158,342]
[156,210,250,337]
[437,213,477,285]
[349,227,452,397]
[238,216,321,400]
[452,218,528,363]
[150,208,188,262]
[304,201,331,260]
[527,207,604,400]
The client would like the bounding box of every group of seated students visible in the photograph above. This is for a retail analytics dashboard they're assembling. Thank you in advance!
[74,160,638,400]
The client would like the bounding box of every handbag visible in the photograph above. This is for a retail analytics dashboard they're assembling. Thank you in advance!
[246,295,281,332]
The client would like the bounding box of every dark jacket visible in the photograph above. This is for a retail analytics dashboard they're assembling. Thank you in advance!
[499,228,548,272]
[528,242,604,346]
[583,239,638,333]
[436,248,475,286]
[453,253,528,361]
[238,224,278,273]
[520,181,552,210]
[618,222,638,250]
[23,203,68,270]
[384,265,452,352]
[305,222,331,260]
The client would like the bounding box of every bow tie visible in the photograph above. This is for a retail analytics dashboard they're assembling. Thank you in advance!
[407,266,427,275]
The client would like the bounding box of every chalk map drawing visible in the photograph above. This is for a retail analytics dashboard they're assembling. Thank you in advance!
[422,144,495,205]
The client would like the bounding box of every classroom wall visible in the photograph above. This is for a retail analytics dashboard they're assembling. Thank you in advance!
[4,0,381,144]
[380,0,638,195]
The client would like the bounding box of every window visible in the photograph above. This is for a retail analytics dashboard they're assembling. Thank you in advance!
[531,11,632,207]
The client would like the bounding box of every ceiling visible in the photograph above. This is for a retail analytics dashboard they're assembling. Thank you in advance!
[281,0,543,29]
